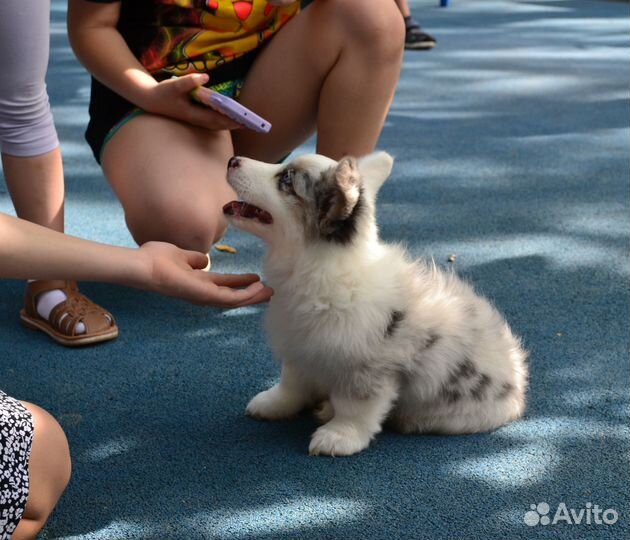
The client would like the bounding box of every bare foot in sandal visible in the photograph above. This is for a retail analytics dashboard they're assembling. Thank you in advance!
[20,280,118,347]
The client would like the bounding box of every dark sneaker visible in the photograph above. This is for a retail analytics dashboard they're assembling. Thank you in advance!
[404,16,437,50]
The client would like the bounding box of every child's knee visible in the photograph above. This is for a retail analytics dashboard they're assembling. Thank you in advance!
[126,203,227,253]
[20,402,71,524]
[335,0,405,59]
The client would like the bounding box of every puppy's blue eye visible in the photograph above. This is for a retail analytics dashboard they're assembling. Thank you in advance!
[280,169,294,189]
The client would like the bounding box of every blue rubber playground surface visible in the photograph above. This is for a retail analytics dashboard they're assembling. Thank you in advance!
[1,0,628,538]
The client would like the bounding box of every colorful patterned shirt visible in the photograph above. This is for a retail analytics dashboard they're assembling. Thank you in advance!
[115,0,300,78]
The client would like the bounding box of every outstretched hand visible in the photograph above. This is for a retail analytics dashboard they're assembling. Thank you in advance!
[137,241,273,308]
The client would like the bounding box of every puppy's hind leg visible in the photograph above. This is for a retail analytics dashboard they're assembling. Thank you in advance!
[309,378,398,457]
[390,389,527,435]
[246,364,313,421]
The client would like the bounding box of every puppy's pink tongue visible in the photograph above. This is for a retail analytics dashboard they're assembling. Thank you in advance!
[223,201,244,217]
[223,201,273,224]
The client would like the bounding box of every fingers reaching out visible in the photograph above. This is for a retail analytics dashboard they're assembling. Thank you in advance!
[206,277,274,309]
[138,242,273,308]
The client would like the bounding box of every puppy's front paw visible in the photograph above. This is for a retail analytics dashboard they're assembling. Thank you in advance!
[309,423,371,457]
[245,386,302,421]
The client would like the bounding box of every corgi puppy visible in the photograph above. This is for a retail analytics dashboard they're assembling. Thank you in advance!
[223,152,528,456]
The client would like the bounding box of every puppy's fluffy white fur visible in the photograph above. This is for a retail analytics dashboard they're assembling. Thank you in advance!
[224,152,528,456]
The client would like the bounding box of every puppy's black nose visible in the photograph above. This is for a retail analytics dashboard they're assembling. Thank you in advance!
[228,157,241,170]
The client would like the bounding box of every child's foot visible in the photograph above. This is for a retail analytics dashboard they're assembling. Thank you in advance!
[20,280,118,347]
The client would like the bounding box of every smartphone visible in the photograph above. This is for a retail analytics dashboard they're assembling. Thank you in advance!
[191,86,272,133]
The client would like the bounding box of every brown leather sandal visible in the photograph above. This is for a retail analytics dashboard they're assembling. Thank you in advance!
[20,280,119,347]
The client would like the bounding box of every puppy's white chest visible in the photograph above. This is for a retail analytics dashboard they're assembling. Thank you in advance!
[267,296,385,362]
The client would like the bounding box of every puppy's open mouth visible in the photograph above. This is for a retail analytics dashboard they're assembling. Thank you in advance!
[223,201,273,224]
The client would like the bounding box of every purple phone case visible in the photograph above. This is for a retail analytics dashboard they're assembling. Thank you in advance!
[192,87,272,133]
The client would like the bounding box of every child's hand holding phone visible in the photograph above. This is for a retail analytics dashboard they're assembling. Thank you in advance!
[190,86,272,133]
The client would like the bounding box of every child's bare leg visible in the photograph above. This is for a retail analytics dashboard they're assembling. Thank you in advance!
[101,115,235,251]
[1,0,63,232]
[233,0,405,161]
[13,402,71,540]
[2,148,64,232]
[4,149,116,342]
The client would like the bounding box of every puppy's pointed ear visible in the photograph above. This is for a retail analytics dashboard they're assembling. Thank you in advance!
[318,157,361,239]
[357,151,394,193]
